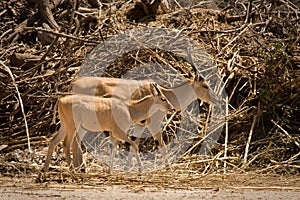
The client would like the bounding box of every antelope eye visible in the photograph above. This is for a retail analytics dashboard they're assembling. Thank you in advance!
[203,84,209,89]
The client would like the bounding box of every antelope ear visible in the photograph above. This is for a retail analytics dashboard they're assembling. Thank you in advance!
[194,73,204,82]
[187,70,193,79]
[150,83,160,96]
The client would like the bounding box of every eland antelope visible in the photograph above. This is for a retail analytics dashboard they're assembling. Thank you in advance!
[43,83,174,173]
[70,74,217,168]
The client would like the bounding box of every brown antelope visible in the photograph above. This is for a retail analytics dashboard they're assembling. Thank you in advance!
[71,74,217,168]
[43,83,174,173]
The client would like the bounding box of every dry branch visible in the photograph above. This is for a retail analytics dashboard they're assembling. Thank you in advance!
[4,0,63,44]
[0,62,31,152]
[0,0,299,175]
[38,0,60,30]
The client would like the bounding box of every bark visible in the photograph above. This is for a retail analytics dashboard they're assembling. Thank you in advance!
[37,0,60,30]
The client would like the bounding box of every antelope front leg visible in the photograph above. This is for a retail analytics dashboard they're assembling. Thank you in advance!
[125,125,145,171]
[152,131,167,155]
[108,136,118,174]
[132,125,146,146]
[147,110,168,156]
[112,127,143,173]
[129,142,143,173]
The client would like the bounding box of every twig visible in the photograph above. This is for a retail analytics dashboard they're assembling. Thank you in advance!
[243,114,258,164]
[271,120,300,149]
[0,61,31,152]
[183,121,225,156]
[284,151,300,164]
[162,111,179,132]
[217,23,251,56]
[228,77,241,102]
[244,0,253,24]
[229,186,300,190]
[223,96,229,173]
[24,27,101,45]
[176,155,240,166]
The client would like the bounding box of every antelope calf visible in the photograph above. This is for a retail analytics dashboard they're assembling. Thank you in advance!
[43,83,174,173]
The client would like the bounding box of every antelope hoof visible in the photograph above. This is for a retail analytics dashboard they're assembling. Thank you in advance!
[159,146,168,156]
[124,165,131,172]
[138,166,143,174]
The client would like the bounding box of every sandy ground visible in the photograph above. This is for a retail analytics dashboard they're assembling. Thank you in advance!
[1,176,300,200]
[1,185,300,200]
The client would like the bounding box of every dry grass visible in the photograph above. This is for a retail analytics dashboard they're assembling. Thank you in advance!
[0,0,299,181]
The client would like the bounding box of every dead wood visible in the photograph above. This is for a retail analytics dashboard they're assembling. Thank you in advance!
[87,0,101,8]
[0,0,299,176]
[126,0,164,22]
[3,0,63,45]
[4,12,40,45]
[9,53,42,69]
[38,0,60,30]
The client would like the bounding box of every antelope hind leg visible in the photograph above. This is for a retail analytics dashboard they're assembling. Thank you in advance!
[108,136,118,174]
[43,127,66,172]
[71,133,84,170]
